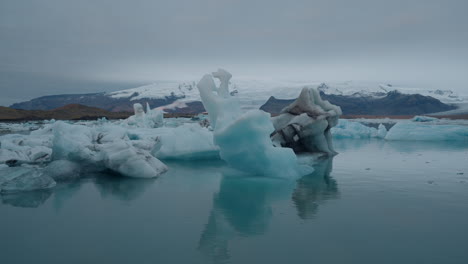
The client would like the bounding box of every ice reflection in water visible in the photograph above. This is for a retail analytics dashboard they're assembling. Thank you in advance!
[1,189,52,208]
[199,157,338,263]
[292,157,339,219]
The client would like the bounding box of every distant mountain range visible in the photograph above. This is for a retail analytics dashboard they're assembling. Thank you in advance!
[260,91,455,115]
[0,104,131,121]
[9,80,465,116]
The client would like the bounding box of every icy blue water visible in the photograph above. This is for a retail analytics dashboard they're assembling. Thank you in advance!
[1,139,467,264]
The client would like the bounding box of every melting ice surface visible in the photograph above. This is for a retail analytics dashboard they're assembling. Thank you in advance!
[1,138,467,264]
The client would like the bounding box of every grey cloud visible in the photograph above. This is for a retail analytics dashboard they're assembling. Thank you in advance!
[0,0,467,105]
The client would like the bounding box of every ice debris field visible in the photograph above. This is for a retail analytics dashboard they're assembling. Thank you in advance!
[1,69,467,194]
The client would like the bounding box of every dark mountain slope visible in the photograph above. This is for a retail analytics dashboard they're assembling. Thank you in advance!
[260,91,455,115]
[0,104,131,121]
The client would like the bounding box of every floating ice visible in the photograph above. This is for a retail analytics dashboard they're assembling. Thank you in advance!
[331,119,382,139]
[385,122,468,141]
[152,124,219,160]
[0,133,52,165]
[43,160,81,181]
[146,103,164,128]
[99,140,168,178]
[271,87,341,154]
[0,166,56,193]
[377,124,387,139]
[51,121,168,178]
[52,121,98,163]
[411,116,438,122]
[125,103,164,128]
[197,69,310,177]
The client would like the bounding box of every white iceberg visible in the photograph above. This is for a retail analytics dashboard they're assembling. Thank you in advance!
[51,121,168,178]
[99,140,168,178]
[152,124,219,160]
[197,69,310,177]
[385,122,468,141]
[377,124,387,139]
[0,133,52,165]
[125,103,164,128]
[331,119,380,139]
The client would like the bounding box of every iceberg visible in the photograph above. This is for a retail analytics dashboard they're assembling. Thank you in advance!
[152,124,219,160]
[411,115,438,122]
[99,140,168,178]
[331,119,381,139]
[385,122,468,141]
[43,160,81,181]
[197,69,310,177]
[51,121,99,163]
[271,87,341,154]
[377,124,387,139]
[126,103,147,127]
[145,103,164,128]
[125,103,164,128]
[51,121,168,178]
[0,166,56,193]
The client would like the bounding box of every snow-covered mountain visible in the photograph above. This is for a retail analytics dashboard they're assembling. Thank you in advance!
[106,80,468,110]
[10,79,467,114]
[315,81,467,104]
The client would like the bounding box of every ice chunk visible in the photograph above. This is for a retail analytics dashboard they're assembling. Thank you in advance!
[212,68,232,98]
[43,160,81,181]
[215,110,303,176]
[145,103,164,128]
[412,116,438,122]
[126,103,147,127]
[331,119,379,139]
[197,73,239,129]
[377,124,387,138]
[0,133,52,165]
[0,166,56,193]
[99,140,168,178]
[385,122,468,141]
[51,121,99,163]
[271,87,341,154]
[0,149,31,165]
[152,124,219,160]
[197,70,309,177]
[51,121,168,178]
[125,103,164,128]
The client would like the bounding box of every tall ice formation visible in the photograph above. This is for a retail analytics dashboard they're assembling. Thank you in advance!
[271,87,342,154]
[197,69,311,177]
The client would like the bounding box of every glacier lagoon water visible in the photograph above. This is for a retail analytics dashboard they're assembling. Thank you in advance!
[1,139,467,264]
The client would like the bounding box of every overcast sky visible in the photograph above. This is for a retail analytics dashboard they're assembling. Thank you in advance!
[1,0,467,106]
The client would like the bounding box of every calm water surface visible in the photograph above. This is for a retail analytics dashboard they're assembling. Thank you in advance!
[1,139,468,264]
